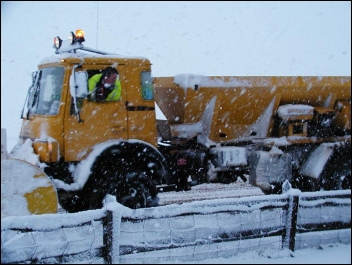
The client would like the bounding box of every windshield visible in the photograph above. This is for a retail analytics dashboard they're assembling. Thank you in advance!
[26,67,65,116]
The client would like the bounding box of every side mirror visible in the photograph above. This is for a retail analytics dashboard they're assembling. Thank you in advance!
[69,71,88,98]
[69,68,87,122]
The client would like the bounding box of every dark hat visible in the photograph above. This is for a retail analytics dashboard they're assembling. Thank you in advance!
[102,67,118,77]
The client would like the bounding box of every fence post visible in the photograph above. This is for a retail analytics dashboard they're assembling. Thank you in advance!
[103,210,113,264]
[282,193,299,251]
[103,196,122,264]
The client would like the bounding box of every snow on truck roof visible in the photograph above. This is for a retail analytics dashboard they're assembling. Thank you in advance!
[40,29,150,65]
[39,51,150,65]
[173,74,351,90]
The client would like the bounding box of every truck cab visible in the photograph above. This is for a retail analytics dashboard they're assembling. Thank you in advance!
[18,30,166,212]
[20,31,157,163]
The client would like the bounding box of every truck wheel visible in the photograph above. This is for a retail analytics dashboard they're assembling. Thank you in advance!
[112,170,159,209]
[80,165,159,211]
[71,143,166,212]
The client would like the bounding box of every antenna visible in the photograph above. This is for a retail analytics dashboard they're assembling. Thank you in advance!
[96,1,99,49]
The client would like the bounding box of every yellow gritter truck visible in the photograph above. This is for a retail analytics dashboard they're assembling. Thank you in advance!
[3,29,351,214]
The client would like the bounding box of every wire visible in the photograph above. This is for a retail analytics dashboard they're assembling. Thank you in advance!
[96,1,99,49]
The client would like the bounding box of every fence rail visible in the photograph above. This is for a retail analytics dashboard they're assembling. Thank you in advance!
[1,190,351,264]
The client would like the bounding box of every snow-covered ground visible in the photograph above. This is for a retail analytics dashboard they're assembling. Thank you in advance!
[160,242,351,264]
[158,180,264,205]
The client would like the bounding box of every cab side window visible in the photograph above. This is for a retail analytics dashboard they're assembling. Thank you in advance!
[87,70,103,101]
[87,68,122,102]
[141,71,154,100]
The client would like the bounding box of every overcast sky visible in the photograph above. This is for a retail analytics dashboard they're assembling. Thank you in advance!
[1,1,351,150]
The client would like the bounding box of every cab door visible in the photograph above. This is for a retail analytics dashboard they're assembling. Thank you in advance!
[63,65,128,161]
[124,68,158,147]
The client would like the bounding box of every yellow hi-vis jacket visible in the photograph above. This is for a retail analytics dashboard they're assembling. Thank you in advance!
[88,73,122,101]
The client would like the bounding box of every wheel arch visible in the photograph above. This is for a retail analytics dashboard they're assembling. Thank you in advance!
[73,139,169,189]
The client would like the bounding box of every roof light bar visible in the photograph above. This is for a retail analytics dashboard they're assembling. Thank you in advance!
[52,29,115,55]
[53,29,85,54]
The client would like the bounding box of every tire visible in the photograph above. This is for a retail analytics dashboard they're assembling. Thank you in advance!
[59,143,166,212]
[80,166,159,211]
[109,170,159,209]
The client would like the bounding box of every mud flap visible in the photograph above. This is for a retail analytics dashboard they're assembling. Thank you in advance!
[248,151,292,194]
[300,142,351,190]
[1,159,58,218]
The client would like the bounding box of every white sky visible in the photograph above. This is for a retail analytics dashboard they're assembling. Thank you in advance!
[1,1,351,151]
[1,1,350,263]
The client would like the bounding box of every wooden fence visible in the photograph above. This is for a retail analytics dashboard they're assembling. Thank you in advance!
[1,189,350,264]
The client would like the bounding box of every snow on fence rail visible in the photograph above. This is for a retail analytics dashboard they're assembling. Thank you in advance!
[1,190,351,264]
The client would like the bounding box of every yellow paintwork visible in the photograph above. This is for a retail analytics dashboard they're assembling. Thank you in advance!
[19,54,351,160]
[20,56,157,162]
[154,76,351,142]
[1,159,58,217]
